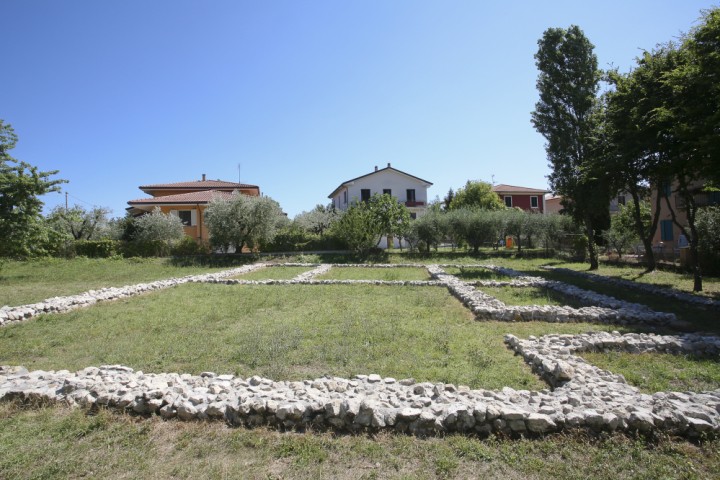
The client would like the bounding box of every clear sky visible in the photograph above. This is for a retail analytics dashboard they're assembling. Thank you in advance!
[3,0,716,218]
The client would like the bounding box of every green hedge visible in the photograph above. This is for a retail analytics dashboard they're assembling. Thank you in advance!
[74,240,119,258]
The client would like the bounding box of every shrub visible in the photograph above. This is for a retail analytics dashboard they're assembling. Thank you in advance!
[74,239,119,258]
[119,239,171,257]
[171,236,211,256]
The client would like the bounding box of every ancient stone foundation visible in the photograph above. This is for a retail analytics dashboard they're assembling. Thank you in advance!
[2,262,717,438]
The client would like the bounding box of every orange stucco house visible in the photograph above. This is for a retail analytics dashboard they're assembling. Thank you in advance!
[127,174,260,242]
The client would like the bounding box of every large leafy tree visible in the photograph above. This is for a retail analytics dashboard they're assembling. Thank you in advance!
[605,48,679,272]
[0,120,66,257]
[367,193,411,247]
[661,9,720,291]
[204,194,285,253]
[448,181,504,211]
[531,26,611,270]
[604,8,719,290]
[332,201,381,254]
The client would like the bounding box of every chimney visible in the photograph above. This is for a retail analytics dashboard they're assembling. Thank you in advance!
[374,166,378,172]
[387,162,391,168]
[202,173,206,181]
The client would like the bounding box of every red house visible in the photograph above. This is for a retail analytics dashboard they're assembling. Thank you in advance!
[492,184,548,213]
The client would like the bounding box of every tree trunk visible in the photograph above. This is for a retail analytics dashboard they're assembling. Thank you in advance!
[640,236,656,271]
[585,218,599,270]
[690,240,703,292]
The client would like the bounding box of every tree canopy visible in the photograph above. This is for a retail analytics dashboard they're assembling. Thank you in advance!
[0,120,66,257]
[531,25,610,269]
[448,181,504,211]
[204,194,285,253]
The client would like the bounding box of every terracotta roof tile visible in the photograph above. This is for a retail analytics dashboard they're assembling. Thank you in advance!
[492,184,549,194]
[128,190,236,205]
[140,180,259,190]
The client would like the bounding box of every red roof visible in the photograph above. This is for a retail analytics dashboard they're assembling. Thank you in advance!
[128,190,236,205]
[140,180,259,190]
[492,184,549,194]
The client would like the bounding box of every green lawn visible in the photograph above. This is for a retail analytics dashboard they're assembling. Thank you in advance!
[580,351,720,393]
[233,265,314,280]
[0,282,631,391]
[555,262,720,299]
[447,255,720,334]
[2,403,718,480]
[0,257,235,307]
[315,266,431,281]
[442,266,511,281]
[478,286,587,308]
[3,254,720,479]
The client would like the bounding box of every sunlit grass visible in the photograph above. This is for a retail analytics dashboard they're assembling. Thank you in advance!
[580,351,720,393]
[315,267,431,281]
[1,403,718,480]
[232,266,313,280]
[0,283,571,390]
[0,257,230,307]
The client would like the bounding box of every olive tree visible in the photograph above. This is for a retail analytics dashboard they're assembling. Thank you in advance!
[133,207,185,244]
[204,194,285,253]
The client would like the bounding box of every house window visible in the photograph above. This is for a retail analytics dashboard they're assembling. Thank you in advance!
[361,189,371,202]
[406,189,416,203]
[343,190,348,204]
[383,189,392,196]
[504,196,513,208]
[709,191,720,205]
[660,219,674,241]
[410,212,417,220]
[178,210,192,226]
[530,196,539,208]
[617,195,626,206]
[661,180,672,198]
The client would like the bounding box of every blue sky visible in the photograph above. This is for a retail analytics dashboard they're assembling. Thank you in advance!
[3,0,715,218]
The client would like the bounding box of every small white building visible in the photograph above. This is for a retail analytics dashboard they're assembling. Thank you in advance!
[328,163,433,248]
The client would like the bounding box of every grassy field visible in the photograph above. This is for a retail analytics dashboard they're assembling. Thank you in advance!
[557,262,720,300]
[2,253,720,479]
[580,351,720,393]
[478,286,587,308]
[1,403,718,480]
[438,255,720,334]
[442,266,511,281]
[0,257,238,307]
[315,266,431,281]
[0,283,627,390]
[233,265,314,280]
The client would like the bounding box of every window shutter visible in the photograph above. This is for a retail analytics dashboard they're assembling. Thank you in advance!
[190,210,198,226]
[169,210,179,217]
[660,220,674,241]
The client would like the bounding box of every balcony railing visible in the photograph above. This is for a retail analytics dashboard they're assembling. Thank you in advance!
[405,201,425,207]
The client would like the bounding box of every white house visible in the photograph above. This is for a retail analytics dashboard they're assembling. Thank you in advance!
[328,163,433,248]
